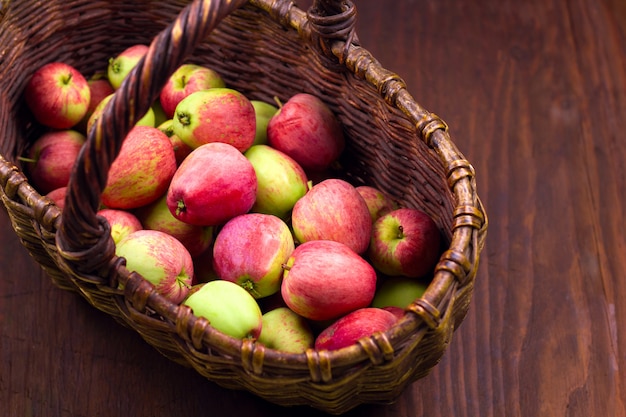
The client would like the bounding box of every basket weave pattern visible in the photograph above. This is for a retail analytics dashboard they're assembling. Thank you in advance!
[0,0,487,413]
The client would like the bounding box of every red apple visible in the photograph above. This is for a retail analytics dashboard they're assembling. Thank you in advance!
[182,280,263,339]
[25,129,86,194]
[212,213,295,299]
[115,229,194,304]
[159,63,226,119]
[166,142,257,226]
[291,178,372,254]
[101,126,177,209]
[258,307,314,353]
[267,93,345,172]
[24,62,91,129]
[281,240,377,321]
[368,208,442,278]
[244,144,309,220]
[46,187,67,209]
[97,208,143,245]
[356,185,398,223]
[157,119,193,165]
[314,307,398,351]
[172,88,256,152]
[135,194,213,257]
[76,77,115,133]
[107,44,149,90]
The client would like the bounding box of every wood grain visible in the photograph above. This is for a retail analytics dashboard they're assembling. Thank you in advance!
[1,0,625,416]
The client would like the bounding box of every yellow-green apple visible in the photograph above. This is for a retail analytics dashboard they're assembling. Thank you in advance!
[159,63,226,119]
[166,142,257,226]
[356,185,398,223]
[368,208,442,278]
[371,276,428,309]
[172,88,256,152]
[135,194,213,258]
[244,144,309,220]
[151,99,169,128]
[157,119,193,165]
[115,229,193,304]
[314,307,398,351]
[258,307,314,353]
[97,208,143,245]
[250,100,278,146]
[24,129,86,194]
[101,125,177,209]
[281,240,377,321]
[267,93,345,172]
[76,77,115,133]
[87,93,155,133]
[291,178,372,254]
[182,280,262,339]
[212,213,295,299]
[107,44,149,90]
[24,62,91,129]
[46,187,67,209]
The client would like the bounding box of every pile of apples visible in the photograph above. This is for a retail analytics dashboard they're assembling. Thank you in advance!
[21,44,443,353]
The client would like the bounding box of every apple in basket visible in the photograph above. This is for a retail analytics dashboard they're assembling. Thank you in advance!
[258,307,314,353]
[24,62,91,129]
[212,213,295,299]
[46,187,67,209]
[76,77,115,133]
[368,207,442,278]
[101,125,177,210]
[356,185,398,223]
[281,240,377,321]
[159,63,226,119]
[371,276,428,310]
[97,208,143,245]
[244,144,309,220]
[315,307,398,351]
[23,129,86,195]
[107,44,149,90]
[182,279,262,339]
[135,194,214,258]
[115,229,194,304]
[267,93,345,172]
[87,93,156,133]
[172,88,256,152]
[250,100,278,146]
[291,178,372,254]
[157,119,193,165]
[166,142,257,227]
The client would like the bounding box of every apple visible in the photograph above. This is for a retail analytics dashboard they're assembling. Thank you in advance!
[159,63,226,119]
[267,93,345,172]
[250,100,278,146]
[382,306,405,320]
[157,119,193,165]
[24,129,86,194]
[281,240,377,321]
[24,62,91,129]
[258,307,314,353]
[182,280,263,339]
[212,213,295,299]
[97,208,143,245]
[87,93,155,133]
[314,307,398,351]
[368,208,442,278]
[75,77,115,133]
[115,229,193,304]
[46,187,67,209]
[151,100,169,127]
[244,144,309,220]
[166,142,257,226]
[356,185,398,223]
[107,44,149,90]
[172,88,256,152]
[371,276,428,309]
[101,125,177,209]
[291,178,372,254]
[135,194,213,258]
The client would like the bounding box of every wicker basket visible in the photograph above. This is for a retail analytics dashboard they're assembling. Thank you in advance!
[0,0,487,413]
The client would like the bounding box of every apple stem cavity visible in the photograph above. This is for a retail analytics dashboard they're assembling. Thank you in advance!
[175,200,186,217]
[240,279,261,298]
[61,72,74,85]
[397,225,405,239]
[177,111,191,126]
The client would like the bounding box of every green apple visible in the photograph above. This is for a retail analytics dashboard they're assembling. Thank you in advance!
[371,276,428,309]
[244,144,309,220]
[182,280,263,339]
[250,100,278,146]
[258,307,314,353]
[157,119,193,165]
[107,44,149,90]
[87,93,155,133]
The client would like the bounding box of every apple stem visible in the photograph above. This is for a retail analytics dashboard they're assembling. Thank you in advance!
[175,200,186,216]
[281,263,291,271]
[17,156,37,164]
[273,96,283,109]
[62,72,74,85]
[397,225,405,239]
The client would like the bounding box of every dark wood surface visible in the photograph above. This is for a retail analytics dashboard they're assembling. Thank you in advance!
[2,0,625,416]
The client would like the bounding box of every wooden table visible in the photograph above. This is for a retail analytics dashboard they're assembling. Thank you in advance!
[2,0,625,415]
